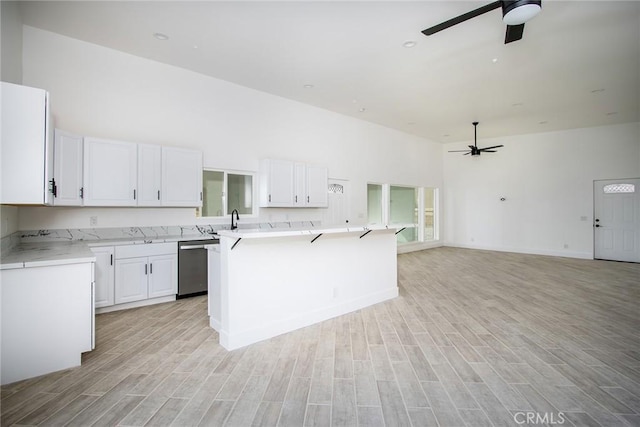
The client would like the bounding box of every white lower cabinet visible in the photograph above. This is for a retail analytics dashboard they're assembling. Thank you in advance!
[115,257,148,304]
[92,246,115,308]
[114,242,177,306]
[0,262,93,385]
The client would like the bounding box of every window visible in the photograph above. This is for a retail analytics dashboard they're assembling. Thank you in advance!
[367,183,439,245]
[424,187,437,241]
[202,170,224,217]
[367,184,384,224]
[201,169,255,217]
[227,173,253,215]
[390,185,418,243]
[603,183,635,194]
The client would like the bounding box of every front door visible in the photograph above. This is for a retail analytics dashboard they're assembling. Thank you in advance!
[324,179,350,226]
[594,178,640,262]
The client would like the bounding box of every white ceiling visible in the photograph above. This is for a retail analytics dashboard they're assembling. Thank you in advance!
[17,1,640,143]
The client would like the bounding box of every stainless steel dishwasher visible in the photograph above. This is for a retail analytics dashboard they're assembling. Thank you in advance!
[177,238,219,298]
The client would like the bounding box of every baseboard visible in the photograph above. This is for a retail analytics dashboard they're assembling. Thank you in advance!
[95,295,176,314]
[443,242,592,260]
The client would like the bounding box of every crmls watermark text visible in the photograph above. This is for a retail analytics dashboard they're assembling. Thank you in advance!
[514,411,566,425]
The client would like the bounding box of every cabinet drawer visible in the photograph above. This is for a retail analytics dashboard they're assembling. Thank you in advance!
[115,242,176,259]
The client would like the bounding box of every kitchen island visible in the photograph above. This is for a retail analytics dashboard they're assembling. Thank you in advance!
[207,225,400,350]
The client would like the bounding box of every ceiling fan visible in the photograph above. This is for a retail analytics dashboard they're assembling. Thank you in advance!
[449,122,503,156]
[422,0,542,44]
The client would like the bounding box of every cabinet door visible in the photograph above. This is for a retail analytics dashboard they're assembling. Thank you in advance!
[306,165,328,207]
[261,159,294,207]
[161,147,203,207]
[83,138,137,206]
[148,254,177,298]
[53,130,84,206]
[137,144,162,206]
[115,257,148,304]
[294,163,306,207]
[0,82,52,205]
[92,246,115,308]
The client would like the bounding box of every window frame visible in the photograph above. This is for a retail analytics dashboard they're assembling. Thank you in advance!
[200,168,258,219]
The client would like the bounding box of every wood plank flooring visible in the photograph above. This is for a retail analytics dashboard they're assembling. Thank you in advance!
[2,247,639,426]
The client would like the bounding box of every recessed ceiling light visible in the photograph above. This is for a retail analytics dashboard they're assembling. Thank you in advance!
[402,40,417,48]
[492,58,498,63]
[606,111,618,116]
[359,108,366,113]
[153,32,169,40]
[303,84,314,89]
[512,102,524,107]
[443,134,450,137]
[591,88,605,93]
[407,122,416,125]
[193,45,199,49]
[539,120,548,125]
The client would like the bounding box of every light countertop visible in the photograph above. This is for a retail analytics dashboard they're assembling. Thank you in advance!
[216,224,414,240]
[0,241,96,270]
[1,235,218,270]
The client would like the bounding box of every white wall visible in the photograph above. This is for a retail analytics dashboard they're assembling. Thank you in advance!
[0,1,22,84]
[18,26,443,231]
[443,122,640,258]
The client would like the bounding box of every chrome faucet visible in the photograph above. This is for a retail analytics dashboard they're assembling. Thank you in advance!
[231,209,239,230]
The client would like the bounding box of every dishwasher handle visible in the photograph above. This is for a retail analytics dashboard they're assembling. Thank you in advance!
[179,244,207,250]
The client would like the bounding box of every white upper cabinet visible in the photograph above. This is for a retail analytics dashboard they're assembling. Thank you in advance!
[137,144,162,206]
[53,130,84,206]
[1,82,54,205]
[161,147,203,207]
[306,165,328,207]
[83,138,137,206]
[294,162,306,207]
[260,159,327,208]
[260,159,295,207]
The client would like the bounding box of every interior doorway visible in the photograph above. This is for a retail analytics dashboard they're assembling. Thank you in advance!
[594,178,640,262]
[324,178,350,226]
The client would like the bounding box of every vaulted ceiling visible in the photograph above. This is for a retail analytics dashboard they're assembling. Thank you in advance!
[17,1,640,142]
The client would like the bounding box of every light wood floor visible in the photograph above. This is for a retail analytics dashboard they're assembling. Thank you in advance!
[2,247,640,426]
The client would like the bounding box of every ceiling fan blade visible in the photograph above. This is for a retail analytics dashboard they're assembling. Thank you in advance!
[505,23,525,44]
[422,1,502,36]
[481,150,497,152]
[464,152,471,155]
[448,150,471,153]
[479,145,504,150]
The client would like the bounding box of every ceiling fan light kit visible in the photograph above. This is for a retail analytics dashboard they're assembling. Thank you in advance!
[502,0,542,25]
[422,0,542,44]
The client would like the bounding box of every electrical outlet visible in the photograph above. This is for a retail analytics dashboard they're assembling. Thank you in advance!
[89,216,98,226]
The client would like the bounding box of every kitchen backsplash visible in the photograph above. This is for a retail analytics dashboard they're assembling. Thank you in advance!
[15,221,321,243]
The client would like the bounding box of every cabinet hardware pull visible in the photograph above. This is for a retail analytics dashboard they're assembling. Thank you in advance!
[307,196,310,203]
[150,263,153,274]
[110,254,113,265]
[134,189,137,200]
[269,194,271,202]
[295,195,297,203]
[158,190,160,200]
[49,179,57,197]
[145,264,147,275]
[200,191,203,201]
[80,187,84,199]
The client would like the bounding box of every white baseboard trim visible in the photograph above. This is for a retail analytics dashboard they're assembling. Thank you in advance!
[95,295,176,314]
[397,241,444,254]
[218,287,398,351]
[443,242,592,260]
